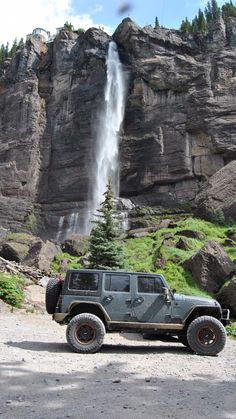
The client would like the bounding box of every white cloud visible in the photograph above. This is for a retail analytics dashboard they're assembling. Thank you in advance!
[93,4,104,14]
[0,0,112,47]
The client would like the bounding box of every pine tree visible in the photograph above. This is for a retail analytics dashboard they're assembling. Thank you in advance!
[5,42,9,58]
[9,38,18,58]
[212,0,221,19]
[0,44,5,63]
[88,180,125,270]
[180,17,192,33]
[222,1,236,19]
[18,38,24,50]
[205,0,220,25]
[191,16,199,34]
[155,16,160,28]
[197,9,208,32]
[63,21,74,31]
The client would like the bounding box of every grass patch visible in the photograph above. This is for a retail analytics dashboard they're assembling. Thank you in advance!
[51,252,82,273]
[124,236,154,273]
[124,218,236,298]
[226,322,236,339]
[157,263,211,298]
[0,273,25,307]
[224,247,236,261]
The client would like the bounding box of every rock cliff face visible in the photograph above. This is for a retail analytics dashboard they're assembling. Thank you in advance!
[0,18,236,239]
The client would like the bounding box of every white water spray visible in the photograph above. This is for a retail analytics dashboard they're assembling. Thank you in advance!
[84,41,126,234]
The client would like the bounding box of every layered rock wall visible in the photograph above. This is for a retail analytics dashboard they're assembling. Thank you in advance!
[0,18,236,239]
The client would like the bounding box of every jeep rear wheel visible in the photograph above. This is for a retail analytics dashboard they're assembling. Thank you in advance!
[66,313,105,353]
[187,316,226,356]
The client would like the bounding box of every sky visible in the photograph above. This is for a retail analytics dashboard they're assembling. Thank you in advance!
[1,0,227,46]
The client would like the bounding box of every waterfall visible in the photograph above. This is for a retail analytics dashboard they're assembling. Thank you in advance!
[56,212,79,242]
[83,41,127,234]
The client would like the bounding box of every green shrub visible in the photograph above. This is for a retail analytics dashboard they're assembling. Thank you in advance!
[0,273,25,307]
[226,323,236,339]
[51,252,82,273]
[157,262,211,298]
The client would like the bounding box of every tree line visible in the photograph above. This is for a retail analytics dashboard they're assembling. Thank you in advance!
[0,38,24,64]
[154,0,236,34]
[180,0,236,34]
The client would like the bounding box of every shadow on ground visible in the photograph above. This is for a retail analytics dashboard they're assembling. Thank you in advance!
[5,339,191,355]
[0,357,235,419]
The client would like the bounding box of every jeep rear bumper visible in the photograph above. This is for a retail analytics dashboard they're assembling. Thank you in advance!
[53,313,67,323]
[221,309,230,326]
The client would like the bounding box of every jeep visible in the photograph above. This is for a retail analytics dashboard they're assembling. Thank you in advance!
[45,269,230,355]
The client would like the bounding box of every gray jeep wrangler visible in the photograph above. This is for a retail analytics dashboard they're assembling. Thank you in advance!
[46,269,230,355]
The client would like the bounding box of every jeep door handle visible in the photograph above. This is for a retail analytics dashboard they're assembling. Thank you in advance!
[104,295,113,302]
[134,297,144,304]
[126,298,132,303]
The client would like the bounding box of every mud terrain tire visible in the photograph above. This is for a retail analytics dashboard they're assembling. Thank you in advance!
[187,315,226,356]
[66,313,105,353]
[45,278,62,314]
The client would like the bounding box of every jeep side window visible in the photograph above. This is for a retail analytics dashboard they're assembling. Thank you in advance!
[69,272,99,291]
[138,276,163,294]
[104,274,130,292]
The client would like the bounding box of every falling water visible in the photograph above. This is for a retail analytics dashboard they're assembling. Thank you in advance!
[84,41,126,234]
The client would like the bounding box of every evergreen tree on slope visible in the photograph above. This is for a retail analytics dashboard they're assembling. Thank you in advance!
[88,179,124,270]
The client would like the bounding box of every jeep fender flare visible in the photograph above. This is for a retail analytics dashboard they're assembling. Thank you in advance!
[183,305,221,329]
[68,301,111,323]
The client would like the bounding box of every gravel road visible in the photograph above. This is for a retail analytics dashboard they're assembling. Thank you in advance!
[0,312,236,419]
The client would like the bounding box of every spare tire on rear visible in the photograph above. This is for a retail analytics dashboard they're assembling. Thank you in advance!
[45,278,62,314]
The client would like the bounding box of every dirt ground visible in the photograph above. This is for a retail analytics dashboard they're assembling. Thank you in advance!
[0,311,236,419]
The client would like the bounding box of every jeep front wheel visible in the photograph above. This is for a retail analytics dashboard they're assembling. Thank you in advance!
[187,316,226,356]
[66,313,105,353]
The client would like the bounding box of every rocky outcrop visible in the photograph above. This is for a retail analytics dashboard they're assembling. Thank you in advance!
[24,240,61,271]
[184,240,235,293]
[0,233,61,271]
[194,161,236,221]
[1,19,236,239]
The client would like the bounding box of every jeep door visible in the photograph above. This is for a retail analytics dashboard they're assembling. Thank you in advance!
[101,272,133,321]
[132,275,171,324]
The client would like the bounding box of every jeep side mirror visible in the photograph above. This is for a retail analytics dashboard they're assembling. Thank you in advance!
[162,287,171,301]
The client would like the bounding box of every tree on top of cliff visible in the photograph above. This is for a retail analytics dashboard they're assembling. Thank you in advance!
[88,180,124,270]
[180,17,192,33]
[154,17,160,28]
[222,1,236,18]
[204,0,221,24]
[0,38,24,64]
[63,21,74,31]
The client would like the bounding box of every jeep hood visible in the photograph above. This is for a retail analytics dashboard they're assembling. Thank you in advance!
[174,294,219,306]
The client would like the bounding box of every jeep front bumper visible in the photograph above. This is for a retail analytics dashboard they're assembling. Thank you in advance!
[221,309,230,326]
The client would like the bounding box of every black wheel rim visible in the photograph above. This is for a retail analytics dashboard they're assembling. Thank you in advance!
[76,323,96,344]
[197,326,217,346]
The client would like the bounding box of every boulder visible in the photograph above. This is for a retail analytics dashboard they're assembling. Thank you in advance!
[0,233,61,271]
[176,238,191,251]
[128,228,152,238]
[183,240,235,293]
[217,278,236,317]
[195,161,236,222]
[0,233,37,262]
[24,240,61,272]
[0,242,29,262]
[177,230,204,240]
[62,235,89,257]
